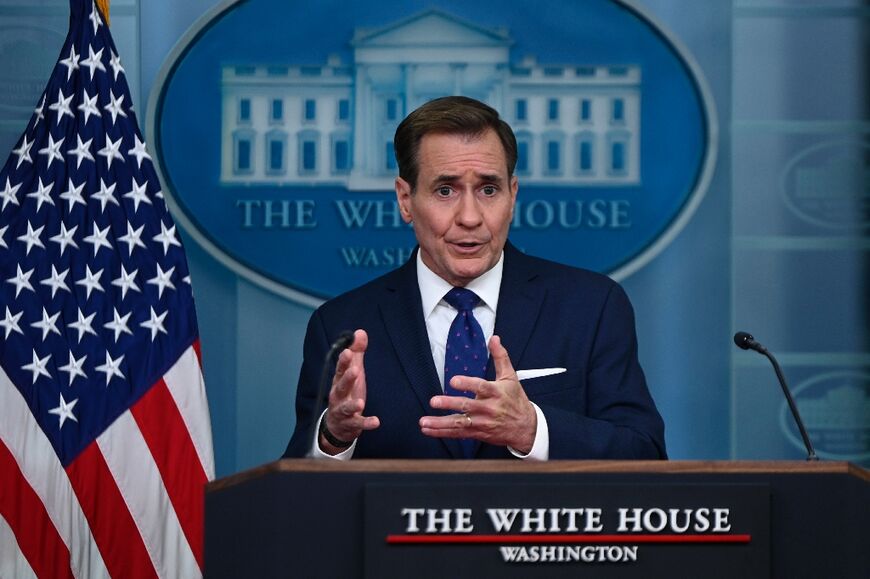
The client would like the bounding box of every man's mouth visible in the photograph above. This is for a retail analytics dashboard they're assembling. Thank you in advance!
[450,241,486,253]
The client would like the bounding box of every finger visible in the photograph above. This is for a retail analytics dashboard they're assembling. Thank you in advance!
[430,394,482,413]
[446,375,490,396]
[420,425,467,439]
[419,415,485,440]
[449,374,499,399]
[333,397,365,417]
[335,412,379,431]
[327,402,379,433]
[333,347,353,376]
[489,335,518,381]
[331,364,358,398]
[360,415,380,431]
[349,328,368,353]
[348,329,368,399]
[419,413,477,431]
[329,414,380,441]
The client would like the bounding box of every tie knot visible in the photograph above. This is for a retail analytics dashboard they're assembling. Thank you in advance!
[444,287,481,312]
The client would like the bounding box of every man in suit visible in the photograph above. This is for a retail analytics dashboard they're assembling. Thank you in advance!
[284,96,666,460]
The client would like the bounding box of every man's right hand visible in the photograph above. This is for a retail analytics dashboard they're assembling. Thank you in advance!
[320,329,380,455]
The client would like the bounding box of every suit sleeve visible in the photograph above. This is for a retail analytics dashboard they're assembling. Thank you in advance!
[538,283,667,459]
[282,308,332,458]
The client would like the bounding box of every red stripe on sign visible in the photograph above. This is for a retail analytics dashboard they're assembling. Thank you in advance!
[67,441,158,579]
[0,439,74,579]
[386,534,752,544]
[132,379,209,569]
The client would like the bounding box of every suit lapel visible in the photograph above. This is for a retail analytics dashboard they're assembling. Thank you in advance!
[379,255,464,458]
[490,243,546,380]
[471,244,544,459]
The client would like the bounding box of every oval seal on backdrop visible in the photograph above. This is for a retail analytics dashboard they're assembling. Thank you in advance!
[147,0,716,306]
[781,140,870,231]
[781,371,870,463]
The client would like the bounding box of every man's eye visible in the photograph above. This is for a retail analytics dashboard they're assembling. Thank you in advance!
[437,186,452,197]
[481,185,497,196]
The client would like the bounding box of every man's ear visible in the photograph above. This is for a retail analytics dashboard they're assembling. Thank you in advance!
[395,177,413,224]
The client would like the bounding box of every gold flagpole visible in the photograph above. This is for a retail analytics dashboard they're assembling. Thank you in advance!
[95,0,110,26]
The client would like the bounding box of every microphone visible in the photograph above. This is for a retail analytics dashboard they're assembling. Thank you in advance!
[327,330,355,359]
[733,331,765,353]
[733,331,818,461]
[309,330,355,455]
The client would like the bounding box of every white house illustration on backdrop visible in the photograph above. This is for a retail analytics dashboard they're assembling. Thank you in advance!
[220,10,641,190]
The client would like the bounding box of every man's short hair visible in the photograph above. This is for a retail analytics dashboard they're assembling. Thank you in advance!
[393,96,518,189]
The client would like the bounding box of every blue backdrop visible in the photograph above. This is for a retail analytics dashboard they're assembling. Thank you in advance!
[0,0,867,475]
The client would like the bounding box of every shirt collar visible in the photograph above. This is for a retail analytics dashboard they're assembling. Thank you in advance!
[417,250,503,318]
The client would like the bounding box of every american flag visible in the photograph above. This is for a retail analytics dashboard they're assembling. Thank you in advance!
[0,1,214,577]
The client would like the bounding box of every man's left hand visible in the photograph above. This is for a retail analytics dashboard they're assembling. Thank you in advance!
[419,335,537,454]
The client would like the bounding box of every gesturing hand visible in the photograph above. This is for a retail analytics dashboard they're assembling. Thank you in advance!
[419,335,537,454]
[321,329,380,454]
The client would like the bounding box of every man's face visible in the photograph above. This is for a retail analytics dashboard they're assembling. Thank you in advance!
[396,129,518,287]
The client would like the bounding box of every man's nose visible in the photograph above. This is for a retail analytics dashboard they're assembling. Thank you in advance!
[455,191,484,227]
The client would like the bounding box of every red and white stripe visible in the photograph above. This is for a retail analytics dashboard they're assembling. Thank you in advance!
[0,343,213,578]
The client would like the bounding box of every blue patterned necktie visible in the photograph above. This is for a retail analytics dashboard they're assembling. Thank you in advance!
[443,287,488,458]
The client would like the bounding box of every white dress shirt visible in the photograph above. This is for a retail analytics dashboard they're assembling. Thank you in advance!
[313,251,549,460]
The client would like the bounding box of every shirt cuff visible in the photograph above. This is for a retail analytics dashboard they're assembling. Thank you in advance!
[508,402,549,461]
[310,409,356,460]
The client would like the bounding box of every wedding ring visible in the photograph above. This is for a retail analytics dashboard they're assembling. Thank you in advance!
[465,414,473,428]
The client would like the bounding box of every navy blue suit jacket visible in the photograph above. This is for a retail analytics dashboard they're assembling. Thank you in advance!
[284,243,666,459]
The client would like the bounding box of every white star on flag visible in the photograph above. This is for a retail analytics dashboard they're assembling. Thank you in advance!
[12,135,33,168]
[21,350,52,384]
[153,221,182,255]
[141,306,169,341]
[50,222,80,256]
[97,135,124,170]
[89,1,101,33]
[59,45,80,80]
[127,135,151,168]
[26,177,56,211]
[69,308,98,342]
[111,264,140,299]
[91,177,119,212]
[6,264,35,297]
[75,265,104,298]
[60,178,87,209]
[48,88,75,125]
[104,89,127,124]
[109,49,125,80]
[83,223,113,256]
[0,306,24,338]
[37,133,65,168]
[17,221,45,255]
[39,265,72,297]
[1,177,22,210]
[33,95,46,125]
[68,134,95,168]
[48,393,79,429]
[123,177,152,212]
[103,307,133,342]
[118,221,146,255]
[78,88,101,123]
[148,264,176,299]
[30,307,62,341]
[95,350,125,386]
[59,351,88,385]
[80,44,106,80]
